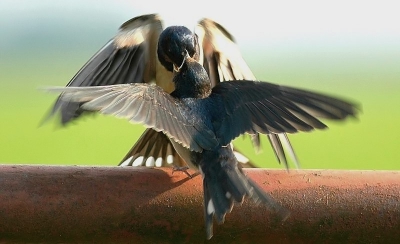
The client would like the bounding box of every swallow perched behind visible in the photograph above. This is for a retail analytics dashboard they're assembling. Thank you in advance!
[43,13,301,170]
[46,25,359,238]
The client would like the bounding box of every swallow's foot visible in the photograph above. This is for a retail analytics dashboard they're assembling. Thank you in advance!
[172,166,192,178]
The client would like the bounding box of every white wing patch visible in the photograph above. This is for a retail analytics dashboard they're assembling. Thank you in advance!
[145,156,155,167]
[132,156,145,166]
[166,155,174,164]
[119,156,133,166]
[155,157,163,167]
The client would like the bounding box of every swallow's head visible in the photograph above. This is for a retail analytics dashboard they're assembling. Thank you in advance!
[172,57,211,99]
[158,26,199,72]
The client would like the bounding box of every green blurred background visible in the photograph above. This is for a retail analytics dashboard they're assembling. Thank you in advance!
[1,0,399,169]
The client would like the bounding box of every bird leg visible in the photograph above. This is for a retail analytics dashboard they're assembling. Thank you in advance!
[172,166,193,178]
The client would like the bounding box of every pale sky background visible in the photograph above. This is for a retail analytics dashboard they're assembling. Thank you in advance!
[1,0,399,50]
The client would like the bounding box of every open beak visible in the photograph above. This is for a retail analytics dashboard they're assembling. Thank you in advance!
[173,51,189,73]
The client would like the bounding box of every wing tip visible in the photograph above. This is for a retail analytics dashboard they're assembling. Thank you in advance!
[119,13,161,30]
[198,18,235,42]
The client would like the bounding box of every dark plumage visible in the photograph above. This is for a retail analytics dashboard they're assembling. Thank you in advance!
[43,13,264,169]
[45,25,359,238]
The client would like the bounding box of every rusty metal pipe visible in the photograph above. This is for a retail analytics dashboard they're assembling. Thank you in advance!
[0,165,399,243]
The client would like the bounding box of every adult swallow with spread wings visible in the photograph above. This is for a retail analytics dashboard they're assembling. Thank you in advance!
[44,13,300,170]
[47,23,359,238]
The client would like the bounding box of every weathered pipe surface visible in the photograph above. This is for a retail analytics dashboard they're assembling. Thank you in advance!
[0,165,399,243]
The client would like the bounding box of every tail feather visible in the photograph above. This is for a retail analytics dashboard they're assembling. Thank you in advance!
[224,169,248,202]
[200,148,289,239]
[119,128,184,167]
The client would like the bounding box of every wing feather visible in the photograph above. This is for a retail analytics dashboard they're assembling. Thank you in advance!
[209,80,358,146]
[48,84,219,152]
[44,14,164,125]
[196,18,256,85]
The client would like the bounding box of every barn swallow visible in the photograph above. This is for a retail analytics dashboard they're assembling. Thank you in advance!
[43,13,299,170]
[46,25,359,239]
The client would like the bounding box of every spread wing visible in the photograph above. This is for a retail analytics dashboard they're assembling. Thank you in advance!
[195,18,256,87]
[208,80,358,147]
[46,84,218,152]
[43,14,173,125]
